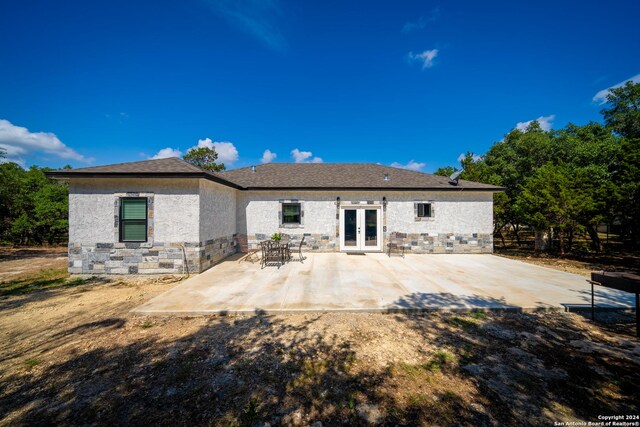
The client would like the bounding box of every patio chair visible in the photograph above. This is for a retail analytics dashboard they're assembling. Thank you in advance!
[387,232,407,257]
[241,248,260,263]
[260,240,282,269]
[279,234,292,262]
[294,235,306,262]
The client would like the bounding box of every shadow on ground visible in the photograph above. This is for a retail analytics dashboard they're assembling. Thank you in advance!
[1,299,639,426]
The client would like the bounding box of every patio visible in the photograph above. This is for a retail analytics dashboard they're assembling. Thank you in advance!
[132,253,635,315]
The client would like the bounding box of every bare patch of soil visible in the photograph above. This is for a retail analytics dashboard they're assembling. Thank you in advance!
[0,246,68,282]
[495,247,640,277]
[0,249,638,426]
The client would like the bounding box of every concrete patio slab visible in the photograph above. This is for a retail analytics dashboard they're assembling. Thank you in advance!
[132,253,635,315]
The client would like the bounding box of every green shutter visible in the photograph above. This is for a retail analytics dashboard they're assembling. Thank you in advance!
[122,199,147,220]
[122,222,147,241]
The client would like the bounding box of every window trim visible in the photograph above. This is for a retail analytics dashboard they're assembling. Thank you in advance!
[417,202,432,218]
[282,202,302,225]
[119,197,148,242]
[414,201,435,222]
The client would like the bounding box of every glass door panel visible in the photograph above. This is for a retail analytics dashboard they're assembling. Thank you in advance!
[364,209,377,246]
[344,209,357,247]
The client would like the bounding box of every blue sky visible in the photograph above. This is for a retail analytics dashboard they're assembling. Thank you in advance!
[1,0,639,172]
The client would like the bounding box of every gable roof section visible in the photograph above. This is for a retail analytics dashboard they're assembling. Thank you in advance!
[220,163,502,190]
[46,158,503,191]
[45,157,243,189]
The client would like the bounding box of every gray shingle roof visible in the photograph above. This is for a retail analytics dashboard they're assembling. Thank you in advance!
[45,157,243,189]
[46,158,502,191]
[51,157,207,174]
[220,163,501,190]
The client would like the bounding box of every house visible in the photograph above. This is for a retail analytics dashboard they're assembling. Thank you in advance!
[46,157,503,275]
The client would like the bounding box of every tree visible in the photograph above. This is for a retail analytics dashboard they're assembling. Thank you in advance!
[599,81,640,244]
[601,81,640,139]
[432,118,626,253]
[552,122,621,251]
[517,163,588,255]
[183,147,226,172]
[0,163,69,245]
[434,165,458,177]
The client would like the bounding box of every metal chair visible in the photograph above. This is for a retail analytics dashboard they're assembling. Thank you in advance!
[260,240,282,269]
[295,235,306,262]
[279,234,292,262]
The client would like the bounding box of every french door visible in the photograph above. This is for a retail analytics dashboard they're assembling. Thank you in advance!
[340,207,382,252]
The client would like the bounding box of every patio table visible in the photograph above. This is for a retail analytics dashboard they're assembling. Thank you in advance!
[260,240,291,268]
[273,240,291,263]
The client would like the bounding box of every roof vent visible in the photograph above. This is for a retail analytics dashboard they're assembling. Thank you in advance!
[383,173,389,181]
[251,165,257,172]
[449,169,463,186]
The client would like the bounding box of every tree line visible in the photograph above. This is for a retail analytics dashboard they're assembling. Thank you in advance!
[0,153,70,245]
[435,81,640,254]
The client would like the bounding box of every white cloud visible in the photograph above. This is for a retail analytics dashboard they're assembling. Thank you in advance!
[515,114,555,132]
[408,49,439,69]
[150,147,182,159]
[457,153,482,162]
[203,0,287,52]
[0,118,91,164]
[391,160,426,171]
[195,137,239,164]
[592,73,640,104]
[402,7,440,33]
[260,149,277,163]
[291,148,322,163]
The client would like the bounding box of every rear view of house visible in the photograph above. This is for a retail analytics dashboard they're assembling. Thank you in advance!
[47,158,502,274]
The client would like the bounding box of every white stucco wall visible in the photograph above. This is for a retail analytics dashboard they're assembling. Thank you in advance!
[69,178,200,243]
[69,178,493,247]
[385,191,494,234]
[237,190,494,236]
[199,179,237,241]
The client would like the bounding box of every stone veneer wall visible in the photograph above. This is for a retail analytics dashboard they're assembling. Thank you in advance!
[385,232,493,254]
[237,232,492,254]
[238,232,336,253]
[68,235,237,275]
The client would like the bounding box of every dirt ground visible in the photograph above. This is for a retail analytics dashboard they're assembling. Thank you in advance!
[0,248,639,426]
[0,246,67,282]
[494,242,640,277]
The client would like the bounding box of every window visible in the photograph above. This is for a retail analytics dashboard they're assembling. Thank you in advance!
[120,198,147,242]
[282,203,301,224]
[417,203,432,218]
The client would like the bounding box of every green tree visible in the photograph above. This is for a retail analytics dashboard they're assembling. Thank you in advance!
[183,146,226,172]
[601,80,640,139]
[0,163,69,245]
[518,163,589,255]
[552,122,621,251]
[433,165,458,177]
[33,180,69,244]
[600,81,640,243]
[481,121,555,244]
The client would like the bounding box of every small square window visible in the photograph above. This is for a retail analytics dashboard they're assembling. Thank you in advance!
[417,203,432,218]
[120,198,148,242]
[282,203,301,224]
